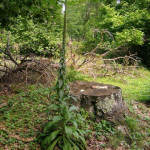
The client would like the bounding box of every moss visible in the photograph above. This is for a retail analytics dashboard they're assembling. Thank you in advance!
[96,94,115,114]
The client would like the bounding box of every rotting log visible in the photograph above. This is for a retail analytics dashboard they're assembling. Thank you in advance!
[69,81,126,122]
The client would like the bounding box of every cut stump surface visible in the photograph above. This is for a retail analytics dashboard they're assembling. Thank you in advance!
[69,81,125,122]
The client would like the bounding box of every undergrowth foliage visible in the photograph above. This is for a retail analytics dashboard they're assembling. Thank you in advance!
[38,90,87,150]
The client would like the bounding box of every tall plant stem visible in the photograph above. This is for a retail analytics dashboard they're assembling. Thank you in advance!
[62,0,67,59]
[56,0,68,102]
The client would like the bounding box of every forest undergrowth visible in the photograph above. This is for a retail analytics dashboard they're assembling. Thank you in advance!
[0,0,150,149]
[0,63,150,150]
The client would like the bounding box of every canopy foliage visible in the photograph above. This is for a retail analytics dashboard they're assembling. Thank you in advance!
[0,0,150,64]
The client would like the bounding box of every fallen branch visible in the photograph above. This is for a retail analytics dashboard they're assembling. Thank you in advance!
[77,53,142,82]
[0,33,19,66]
[0,69,6,72]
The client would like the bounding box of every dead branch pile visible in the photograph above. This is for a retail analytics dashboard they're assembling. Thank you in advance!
[67,48,142,81]
[0,58,59,86]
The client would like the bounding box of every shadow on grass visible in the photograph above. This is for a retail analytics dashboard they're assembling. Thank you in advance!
[138,87,150,107]
[139,99,150,107]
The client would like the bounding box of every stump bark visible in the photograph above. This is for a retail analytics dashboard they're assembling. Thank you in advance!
[69,81,125,122]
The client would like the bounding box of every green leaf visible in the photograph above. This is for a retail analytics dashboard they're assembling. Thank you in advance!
[67,112,72,122]
[47,130,61,144]
[69,105,78,112]
[47,136,61,150]
[76,129,85,137]
[62,101,67,106]
[72,131,79,139]
[63,136,72,150]
[49,104,59,109]
[45,104,59,113]
[70,96,77,102]
[45,108,51,113]
[65,126,73,138]
[66,84,70,91]
[60,90,64,99]
[70,120,78,128]
[41,130,61,147]
[37,133,48,140]
[78,135,87,147]
[41,122,51,128]
[59,79,63,88]
[53,116,63,122]
[76,142,86,150]
[41,136,49,148]
[68,138,80,150]
[44,121,56,133]
[77,114,85,122]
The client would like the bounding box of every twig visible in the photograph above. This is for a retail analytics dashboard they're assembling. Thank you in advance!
[0,34,18,66]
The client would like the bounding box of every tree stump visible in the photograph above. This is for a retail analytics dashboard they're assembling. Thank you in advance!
[69,81,125,122]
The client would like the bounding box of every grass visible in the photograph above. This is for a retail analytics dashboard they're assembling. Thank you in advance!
[0,67,150,149]
[84,68,150,103]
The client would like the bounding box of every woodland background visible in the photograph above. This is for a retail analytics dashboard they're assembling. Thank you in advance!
[0,0,150,150]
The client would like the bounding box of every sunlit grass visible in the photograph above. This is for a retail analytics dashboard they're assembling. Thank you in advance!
[83,68,150,103]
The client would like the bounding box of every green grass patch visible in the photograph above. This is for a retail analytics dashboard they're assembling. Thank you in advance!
[83,68,150,103]
[0,85,52,149]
